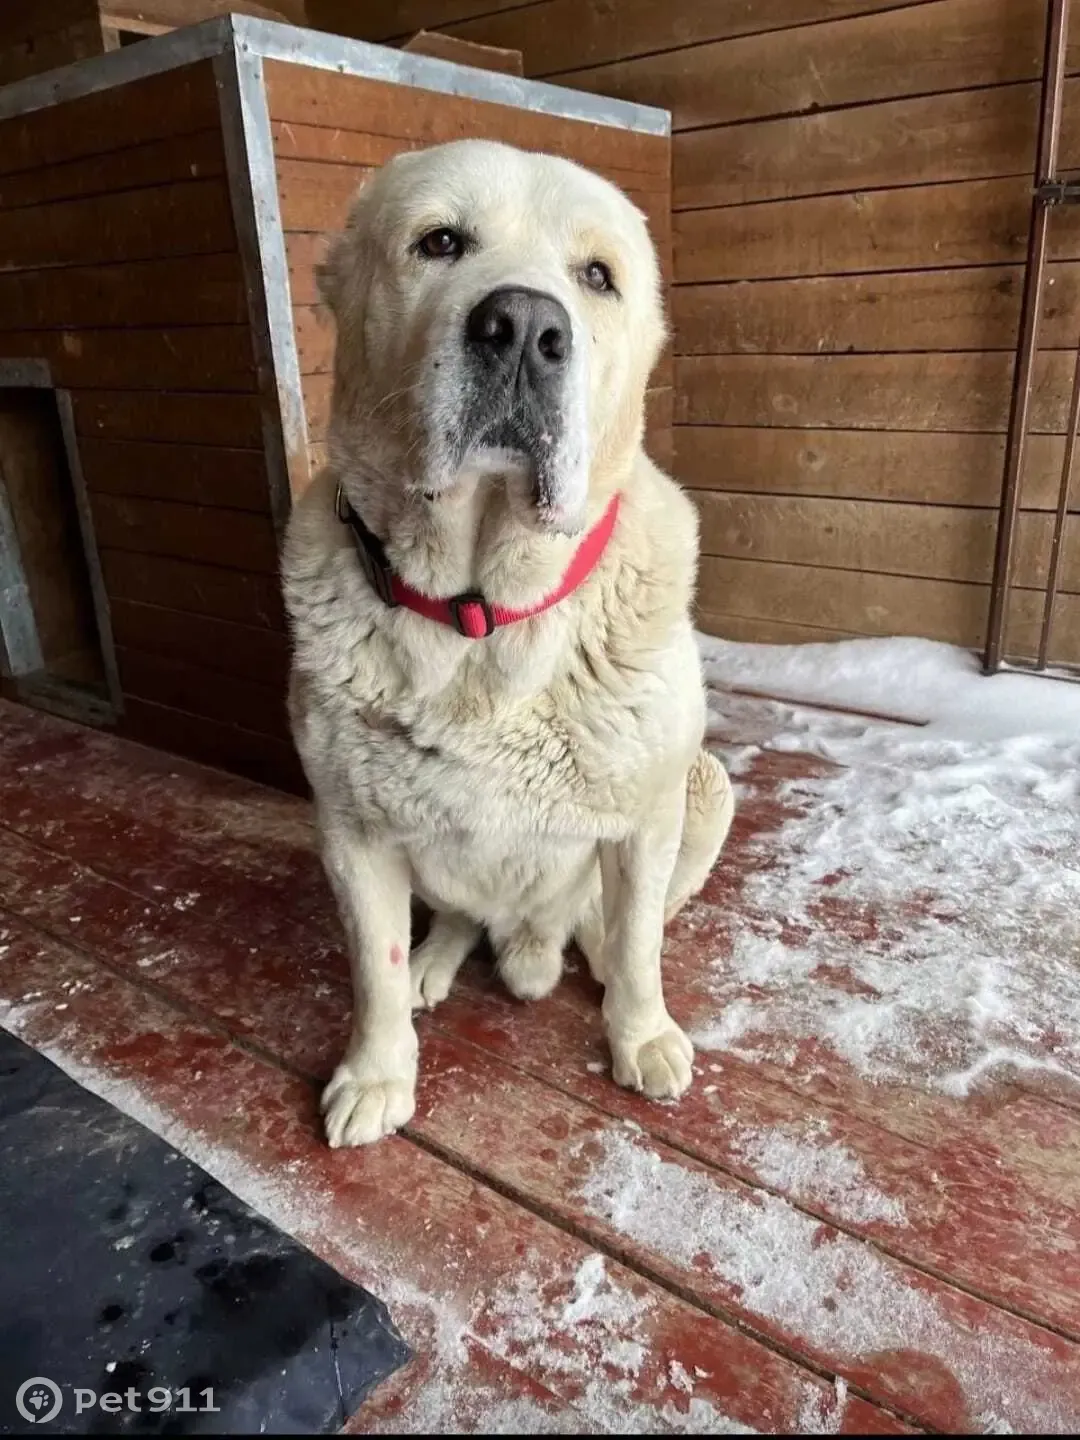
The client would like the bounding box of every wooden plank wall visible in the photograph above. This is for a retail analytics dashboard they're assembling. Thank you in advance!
[0,63,299,788]
[347,0,1080,665]
[262,60,672,482]
[0,1,108,87]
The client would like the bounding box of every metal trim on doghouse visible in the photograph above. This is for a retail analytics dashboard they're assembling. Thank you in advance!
[0,15,671,137]
[215,46,307,530]
[0,361,123,727]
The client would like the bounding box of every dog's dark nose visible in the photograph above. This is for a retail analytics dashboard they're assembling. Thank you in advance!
[465,286,571,381]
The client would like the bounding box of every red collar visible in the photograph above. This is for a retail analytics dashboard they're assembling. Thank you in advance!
[336,485,620,639]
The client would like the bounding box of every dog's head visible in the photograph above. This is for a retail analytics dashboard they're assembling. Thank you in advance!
[317,139,666,534]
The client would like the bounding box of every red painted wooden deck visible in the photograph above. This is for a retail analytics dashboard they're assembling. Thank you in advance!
[1,694,1079,1434]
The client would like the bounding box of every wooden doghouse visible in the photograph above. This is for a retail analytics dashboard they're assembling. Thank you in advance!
[0,14,671,790]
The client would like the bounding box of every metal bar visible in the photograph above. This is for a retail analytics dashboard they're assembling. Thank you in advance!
[230,13,670,137]
[0,11,670,138]
[984,0,1071,674]
[54,386,124,722]
[1035,180,1080,203]
[1038,334,1080,667]
[215,42,306,536]
[0,471,43,680]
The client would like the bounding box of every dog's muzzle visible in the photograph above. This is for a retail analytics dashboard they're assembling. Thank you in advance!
[459,285,580,515]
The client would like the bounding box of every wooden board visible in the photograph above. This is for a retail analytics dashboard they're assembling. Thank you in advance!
[552,0,1070,131]
[695,555,1080,662]
[293,305,333,375]
[673,77,1080,210]
[0,0,100,50]
[350,0,957,71]
[694,608,861,645]
[300,373,332,442]
[285,232,330,307]
[73,392,264,448]
[271,123,418,168]
[109,599,290,686]
[673,426,1079,511]
[276,157,374,234]
[271,119,669,195]
[0,129,226,212]
[691,490,1080,591]
[0,178,236,272]
[400,28,524,76]
[673,262,1080,354]
[0,63,221,179]
[673,176,1080,283]
[675,351,1078,432]
[78,438,270,512]
[89,494,279,572]
[114,645,291,740]
[0,253,247,331]
[0,5,105,87]
[0,326,255,393]
[99,549,286,629]
[118,698,306,792]
[262,60,670,177]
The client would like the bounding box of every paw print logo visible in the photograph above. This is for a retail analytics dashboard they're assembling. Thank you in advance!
[15,1378,63,1425]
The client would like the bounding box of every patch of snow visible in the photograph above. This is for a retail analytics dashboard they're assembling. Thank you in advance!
[669,1360,694,1394]
[573,1127,1077,1434]
[698,634,1080,741]
[693,637,1080,1098]
[390,1252,760,1436]
[724,1117,907,1228]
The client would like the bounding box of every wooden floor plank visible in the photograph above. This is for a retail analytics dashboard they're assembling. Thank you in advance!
[0,912,893,1436]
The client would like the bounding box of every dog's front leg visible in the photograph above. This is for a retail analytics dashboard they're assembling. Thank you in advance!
[318,815,416,1147]
[599,787,694,1100]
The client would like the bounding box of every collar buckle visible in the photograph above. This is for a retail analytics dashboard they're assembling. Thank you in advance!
[336,484,398,610]
[449,592,496,639]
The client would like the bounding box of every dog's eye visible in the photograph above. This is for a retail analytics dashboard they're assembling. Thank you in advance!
[582,259,615,293]
[417,227,465,260]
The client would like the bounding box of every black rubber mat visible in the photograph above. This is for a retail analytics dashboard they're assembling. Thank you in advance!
[0,1030,410,1435]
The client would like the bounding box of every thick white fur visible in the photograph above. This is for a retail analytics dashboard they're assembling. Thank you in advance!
[281,140,734,1148]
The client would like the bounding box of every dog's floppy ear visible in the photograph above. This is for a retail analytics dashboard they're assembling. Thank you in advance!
[316,151,425,316]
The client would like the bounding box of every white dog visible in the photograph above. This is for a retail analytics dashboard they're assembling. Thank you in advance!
[281,139,733,1148]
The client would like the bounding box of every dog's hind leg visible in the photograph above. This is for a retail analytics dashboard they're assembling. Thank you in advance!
[410,910,481,1011]
[664,749,734,923]
[574,752,733,982]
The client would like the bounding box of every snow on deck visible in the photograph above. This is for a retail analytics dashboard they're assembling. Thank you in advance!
[0,637,1078,1433]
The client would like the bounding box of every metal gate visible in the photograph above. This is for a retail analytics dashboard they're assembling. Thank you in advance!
[985,0,1080,678]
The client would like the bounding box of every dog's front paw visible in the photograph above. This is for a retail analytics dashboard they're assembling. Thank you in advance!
[321,1040,417,1147]
[608,1019,694,1100]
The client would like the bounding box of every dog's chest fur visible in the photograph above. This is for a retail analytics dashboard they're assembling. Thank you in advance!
[283,470,704,873]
